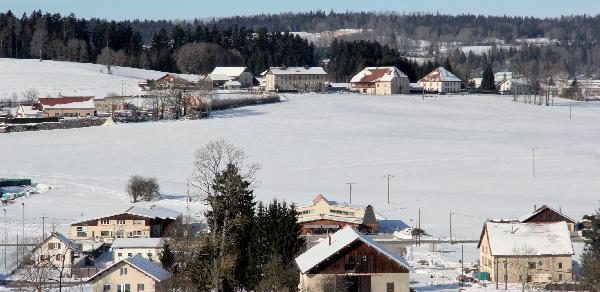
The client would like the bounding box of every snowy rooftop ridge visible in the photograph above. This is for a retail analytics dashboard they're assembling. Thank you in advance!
[211,67,247,77]
[485,221,573,256]
[518,205,576,223]
[418,67,462,82]
[125,205,182,220]
[111,238,165,249]
[350,66,408,83]
[33,232,81,252]
[88,255,171,283]
[72,205,182,225]
[268,66,327,75]
[295,226,411,274]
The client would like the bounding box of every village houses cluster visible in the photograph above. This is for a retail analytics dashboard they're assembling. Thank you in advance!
[6,182,586,292]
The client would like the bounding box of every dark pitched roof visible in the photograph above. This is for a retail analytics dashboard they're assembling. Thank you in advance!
[38,96,94,106]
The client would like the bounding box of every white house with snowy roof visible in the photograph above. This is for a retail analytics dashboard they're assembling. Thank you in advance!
[295,226,410,292]
[350,66,410,95]
[87,255,171,292]
[209,67,254,88]
[478,221,574,284]
[31,232,82,270]
[265,66,327,92]
[418,67,462,93]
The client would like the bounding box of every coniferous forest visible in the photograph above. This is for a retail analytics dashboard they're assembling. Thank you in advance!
[2,10,600,82]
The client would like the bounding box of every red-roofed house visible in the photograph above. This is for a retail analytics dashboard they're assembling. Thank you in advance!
[350,67,409,95]
[418,67,462,93]
[37,96,96,117]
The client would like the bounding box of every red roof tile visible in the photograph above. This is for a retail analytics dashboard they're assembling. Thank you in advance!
[38,96,94,106]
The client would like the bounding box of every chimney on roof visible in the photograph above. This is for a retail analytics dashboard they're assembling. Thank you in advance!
[328,235,331,246]
[304,65,309,69]
[534,205,537,212]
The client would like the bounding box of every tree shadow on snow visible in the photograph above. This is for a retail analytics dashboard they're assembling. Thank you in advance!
[209,107,266,119]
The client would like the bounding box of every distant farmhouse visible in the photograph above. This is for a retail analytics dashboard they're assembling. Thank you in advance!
[70,205,182,242]
[498,78,528,95]
[36,96,96,117]
[207,67,254,88]
[478,221,574,284]
[296,226,411,292]
[151,73,202,90]
[478,205,577,284]
[418,67,462,93]
[296,194,378,235]
[350,66,410,95]
[265,66,328,92]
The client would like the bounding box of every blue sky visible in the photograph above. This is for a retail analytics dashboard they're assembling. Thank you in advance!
[2,0,600,20]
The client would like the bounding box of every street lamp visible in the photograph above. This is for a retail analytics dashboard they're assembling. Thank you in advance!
[3,208,6,270]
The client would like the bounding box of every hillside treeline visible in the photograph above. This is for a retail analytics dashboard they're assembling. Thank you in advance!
[0,10,316,74]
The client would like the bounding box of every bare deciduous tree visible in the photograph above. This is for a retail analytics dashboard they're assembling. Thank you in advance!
[511,246,537,292]
[30,21,48,62]
[126,175,160,202]
[97,47,115,74]
[23,88,39,103]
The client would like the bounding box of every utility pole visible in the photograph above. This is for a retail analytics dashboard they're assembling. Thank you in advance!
[460,244,464,286]
[504,259,508,290]
[40,215,47,239]
[531,147,538,178]
[569,100,572,120]
[449,211,454,244]
[21,202,24,258]
[384,174,394,204]
[417,208,421,246]
[345,183,356,204]
[3,209,6,270]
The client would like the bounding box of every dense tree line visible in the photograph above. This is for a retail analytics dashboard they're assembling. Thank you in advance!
[208,11,600,44]
[328,39,446,82]
[0,10,316,75]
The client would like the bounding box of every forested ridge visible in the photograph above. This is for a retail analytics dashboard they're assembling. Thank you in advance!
[2,10,600,83]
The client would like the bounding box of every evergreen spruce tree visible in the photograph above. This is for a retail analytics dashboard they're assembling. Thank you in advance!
[582,210,600,289]
[479,64,496,91]
[160,243,175,272]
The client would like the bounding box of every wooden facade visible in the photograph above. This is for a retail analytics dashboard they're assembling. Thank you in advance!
[300,219,360,235]
[522,207,574,224]
[308,240,409,275]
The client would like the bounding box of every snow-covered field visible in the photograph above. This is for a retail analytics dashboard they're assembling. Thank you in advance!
[0,59,168,98]
[2,92,600,240]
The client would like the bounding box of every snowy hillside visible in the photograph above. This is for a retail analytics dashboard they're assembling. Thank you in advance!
[2,93,600,244]
[0,58,169,99]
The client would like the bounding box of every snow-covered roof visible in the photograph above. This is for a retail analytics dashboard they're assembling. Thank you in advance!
[295,226,411,274]
[309,194,365,210]
[72,205,181,225]
[350,67,408,83]
[297,215,364,224]
[88,255,171,283]
[518,205,576,223]
[224,80,242,87]
[484,222,573,256]
[327,82,351,88]
[43,100,95,109]
[207,74,233,82]
[33,232,81,252]
[111,238,165,249]
[211,67,247,78]
[267,66,327,76]
[126,205,182,220]
[174,74,201,83]
[418,67,462,82]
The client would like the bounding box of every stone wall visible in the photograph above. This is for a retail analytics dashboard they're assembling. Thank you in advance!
[3,117,108,133]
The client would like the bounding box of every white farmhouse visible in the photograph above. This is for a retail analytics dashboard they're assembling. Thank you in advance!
[208,67,254,88]
[265,66,327,92]
[350,66,410,95]
[112,238,165,263]
[418,67,462,93]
